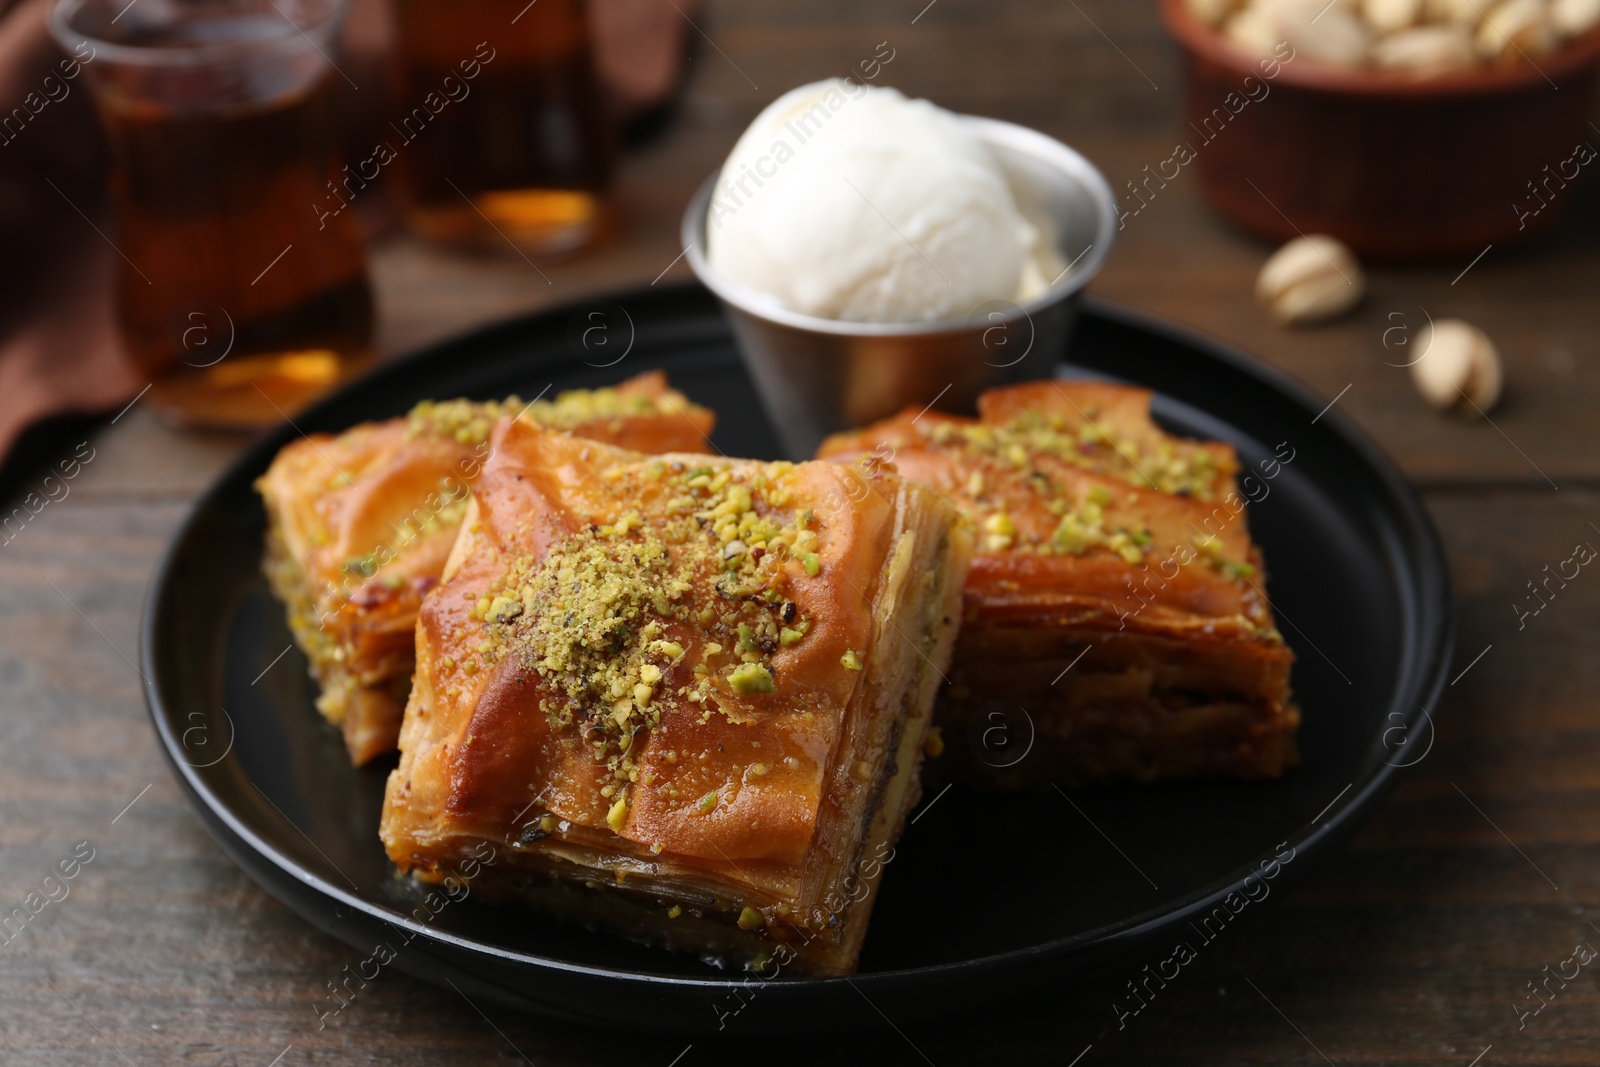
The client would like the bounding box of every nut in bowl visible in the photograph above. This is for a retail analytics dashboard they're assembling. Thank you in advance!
[1160,0,1600,257]
[683,80,1117,458]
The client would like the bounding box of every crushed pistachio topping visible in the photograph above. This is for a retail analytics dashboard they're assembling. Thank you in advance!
[728,663,776,694]
[957,485,1158,564]
[407,385,702,447]
[606,791,629,832]
[463,458,832,818]
[406,396,529,446]
[1190,532,1257,581]
[981,512,1017,553]
[902,411,1258,575]
[475,524,690,776]
[520,383,696,429]
[921,409,1223,500]
[1040,491,1153,563]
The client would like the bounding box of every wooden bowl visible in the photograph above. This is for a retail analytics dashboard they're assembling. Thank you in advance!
[1159,0,1600,259]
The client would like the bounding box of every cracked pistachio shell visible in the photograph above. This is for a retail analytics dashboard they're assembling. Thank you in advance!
[1553,0,1600,35]
[1475,0,1557,59]
[1224,5,1287,54]
[1410,318,1503,414]
[1263,0,1374,64]
[1363,0,1423,33]
[1255,235,1366,325]
[1369,23,1477,71]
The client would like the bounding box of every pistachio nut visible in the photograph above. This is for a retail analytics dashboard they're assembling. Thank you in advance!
[1475,0,1557,58]
[1263,0,1374,64]
[1369,23,1477,70]
[1363,0,1423,33]
[1410,318,1504,414]
[1224,5,1287,55]
[1423,0,1484,24]
[1255,235,1367,325]
[1552,0,1600,36]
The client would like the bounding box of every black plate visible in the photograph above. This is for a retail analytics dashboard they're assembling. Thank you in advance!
[141,284,1451,1034]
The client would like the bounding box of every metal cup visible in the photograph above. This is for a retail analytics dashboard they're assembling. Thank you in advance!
[683,115,1118,459]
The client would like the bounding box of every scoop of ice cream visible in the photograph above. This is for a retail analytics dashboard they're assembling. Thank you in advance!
[705,79,1050,325]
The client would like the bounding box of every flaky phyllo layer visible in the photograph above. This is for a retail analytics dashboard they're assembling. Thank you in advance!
[255,372,714,764]
[382,422,971,974]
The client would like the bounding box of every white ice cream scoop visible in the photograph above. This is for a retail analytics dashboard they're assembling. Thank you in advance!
[705,79,1052,325]
[685,91,1116,458]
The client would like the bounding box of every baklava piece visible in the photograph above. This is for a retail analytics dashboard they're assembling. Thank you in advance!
[818,380,1297,787]
[255,372,714,764]
[380,421,971,975]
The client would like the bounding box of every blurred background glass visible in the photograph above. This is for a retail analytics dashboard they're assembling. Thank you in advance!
[388,0,615,256]
[50,0,375,429]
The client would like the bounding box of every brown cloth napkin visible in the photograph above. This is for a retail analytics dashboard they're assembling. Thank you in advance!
[0,0,692,461]
[0,0,130,461]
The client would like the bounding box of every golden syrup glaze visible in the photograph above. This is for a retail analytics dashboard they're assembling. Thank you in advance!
[818,380,1281,640]
[385,420,919,871]
[255,372,714,762]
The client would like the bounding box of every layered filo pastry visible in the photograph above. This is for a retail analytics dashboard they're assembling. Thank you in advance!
[818,381,1298,787]
[380,420,972,975]
[256,372,714,765]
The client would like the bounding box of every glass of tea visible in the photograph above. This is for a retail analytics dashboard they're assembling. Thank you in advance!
[50,0,374,429]
[388,0,615,256]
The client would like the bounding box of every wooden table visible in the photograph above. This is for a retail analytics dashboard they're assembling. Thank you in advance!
[4,2,1599,1063]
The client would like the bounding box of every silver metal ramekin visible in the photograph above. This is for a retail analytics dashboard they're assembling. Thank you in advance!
[683,115,1118,458]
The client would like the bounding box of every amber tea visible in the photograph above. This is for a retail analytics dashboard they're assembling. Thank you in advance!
[390,0,615,256]
[52,0,373,428]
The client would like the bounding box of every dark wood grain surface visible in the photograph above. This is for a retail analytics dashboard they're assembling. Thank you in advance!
[4,1,1599,1064]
